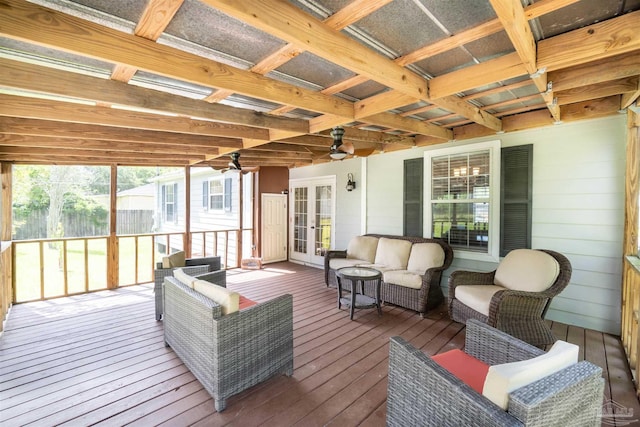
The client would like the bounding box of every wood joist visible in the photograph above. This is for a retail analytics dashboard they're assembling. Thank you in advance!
[0,0,638,167]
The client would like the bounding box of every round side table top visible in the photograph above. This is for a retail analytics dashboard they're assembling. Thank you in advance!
[336,266,382,280]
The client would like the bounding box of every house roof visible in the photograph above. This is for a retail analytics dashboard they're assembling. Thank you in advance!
[0,0,638,169]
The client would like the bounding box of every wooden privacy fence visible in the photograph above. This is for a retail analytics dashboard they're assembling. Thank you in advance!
[12,209,153,239]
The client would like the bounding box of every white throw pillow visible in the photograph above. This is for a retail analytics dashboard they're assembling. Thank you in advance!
[494,249,560,292]
[346,236,379,263]
[406,243,445,272]
[374,238,412,270]
[162,251,186,268]
[193,280,239,315]
[482,340,579,410]
[173,268,196,288]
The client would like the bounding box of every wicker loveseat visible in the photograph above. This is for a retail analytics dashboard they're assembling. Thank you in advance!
[154,252,226,320]
[163,275,293,412]
[325,234,453,316]
[387,319,604,427]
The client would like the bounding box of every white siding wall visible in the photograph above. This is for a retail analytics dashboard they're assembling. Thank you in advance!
[291,115,627,334]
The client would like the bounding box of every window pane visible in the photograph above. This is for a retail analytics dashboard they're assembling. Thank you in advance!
[431,149,491,252]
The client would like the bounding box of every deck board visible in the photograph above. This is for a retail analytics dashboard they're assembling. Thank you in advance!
[1,262,638,426]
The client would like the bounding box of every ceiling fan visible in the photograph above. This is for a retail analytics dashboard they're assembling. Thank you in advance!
[329,127,355,160]
[215,152,257,174]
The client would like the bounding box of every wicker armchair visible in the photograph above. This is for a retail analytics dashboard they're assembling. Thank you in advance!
[387,320,604,427]
[154,255,225,320]
[448,249,572,346]
[163,276,293,412]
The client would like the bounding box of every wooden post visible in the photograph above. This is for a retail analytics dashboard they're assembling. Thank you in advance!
[107,164,118,289]
[621,106,640,385]
[238,172,243,263]
[1,162,13,330]
[184,166,191,257]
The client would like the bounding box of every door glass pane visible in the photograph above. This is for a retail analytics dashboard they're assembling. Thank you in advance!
[315,185,332,256]
[293,187,307,253]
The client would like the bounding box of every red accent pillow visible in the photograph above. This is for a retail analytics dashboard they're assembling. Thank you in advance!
[239,295,258,310]
[432,349,490,393]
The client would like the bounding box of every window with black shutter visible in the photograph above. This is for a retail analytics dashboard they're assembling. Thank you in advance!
[500,145,532,257]
[404,158,423,237]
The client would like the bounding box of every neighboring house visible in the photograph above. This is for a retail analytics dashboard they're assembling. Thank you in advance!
[153,168,253,265]
[91,183,155,235]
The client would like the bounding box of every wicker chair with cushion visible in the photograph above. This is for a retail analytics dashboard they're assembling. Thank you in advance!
[448,248,572,346]
[163,275,293,412]
[387,319,604,427]
[154,251,226,320]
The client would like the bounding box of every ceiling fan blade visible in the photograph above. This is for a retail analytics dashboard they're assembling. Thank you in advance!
[340,141,355,155]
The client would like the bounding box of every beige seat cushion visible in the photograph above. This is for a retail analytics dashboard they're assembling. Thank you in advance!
[383,270,422,289]
[407,243,445,272]
[330,258,365,270]
[374,238,412,270]
[358,264,396,273]
[482,340,579,410]
[329,258,369,270]
[173,268,197,288]
[346,236,379,263]
[193,279,239,315]
[494,249,560,292]
[162,251,186,268]
[454,285,505,316]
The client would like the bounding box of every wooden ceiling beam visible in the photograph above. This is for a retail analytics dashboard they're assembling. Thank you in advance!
[621,80,640,109]
[200,0,426,100]
[0,147,198,162]
[111,0,185,82]
[0,0,354,118]
[0,156,191,166]
[0,117,242,149]
[0,134,219,156]
[0,94,271,140]
[429,12,640,100]
[397,0,580,66]
[246,143,312,154]
[537,10,640,72]
[488,0,559,120]
[548,51,640,92]
[429,52,528,100]
[0,58,308,134]
[556,77,639,106]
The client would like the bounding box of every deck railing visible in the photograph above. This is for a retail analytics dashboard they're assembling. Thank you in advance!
[11,228,251,303]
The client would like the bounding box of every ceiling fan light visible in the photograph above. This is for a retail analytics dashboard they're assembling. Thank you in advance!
[330,151,348,160]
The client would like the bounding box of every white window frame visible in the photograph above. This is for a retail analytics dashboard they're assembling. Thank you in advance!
[424,140,501,262]
[162,183,177,224]
[206,177,232,212]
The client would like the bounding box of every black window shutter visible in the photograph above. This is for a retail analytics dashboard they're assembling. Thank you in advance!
[202,181,209,209]
[500,145,532,257]
[161,185,166,221]
[224,177,232,211]
[173,183,178,223]
[404,158,423,237]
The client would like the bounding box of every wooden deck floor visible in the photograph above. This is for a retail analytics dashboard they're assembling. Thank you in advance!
[1,262,639,426]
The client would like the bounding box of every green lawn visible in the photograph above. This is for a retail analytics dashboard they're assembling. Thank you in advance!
[14,236,164,302]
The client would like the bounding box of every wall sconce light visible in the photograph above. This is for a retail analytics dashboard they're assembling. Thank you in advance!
[346,173,356,191]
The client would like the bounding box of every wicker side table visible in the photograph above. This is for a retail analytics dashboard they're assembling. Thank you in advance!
[336,266,382,320]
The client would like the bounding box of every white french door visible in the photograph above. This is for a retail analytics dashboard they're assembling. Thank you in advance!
[289,176,336,266]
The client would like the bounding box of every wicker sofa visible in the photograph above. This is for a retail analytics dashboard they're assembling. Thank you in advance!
[163,275,294,412]
[387,319,604,426]
[324,234,453,316]
[154,254,226,320]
